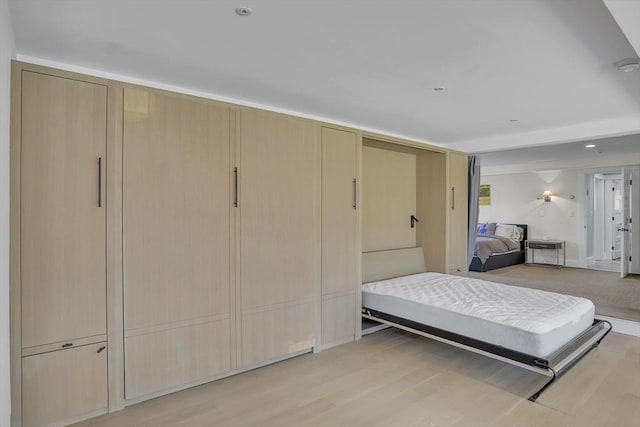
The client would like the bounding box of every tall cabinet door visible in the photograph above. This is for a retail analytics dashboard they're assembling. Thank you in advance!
[19,71,108,426]
[239,109,320,367]
[447,151,468,275]
[362,146,417,252]
[21,71,107,349]
[123,88,232,399]
[321,127,358,347]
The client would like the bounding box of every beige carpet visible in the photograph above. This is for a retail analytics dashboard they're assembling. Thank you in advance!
[469,265,640,322]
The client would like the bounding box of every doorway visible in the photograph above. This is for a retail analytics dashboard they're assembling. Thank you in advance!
[582,167,639,275]
[588,173,621,272]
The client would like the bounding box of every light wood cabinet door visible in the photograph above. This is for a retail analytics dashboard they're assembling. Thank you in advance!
[20,71,107,349]
[123,88,232,397]
[242,302,316,367]
[322,293,356,346]
[362,146,416,252]
[416,150,447,273]
[239,109,320,365]
[321,127,357,346]
[22,342,108,427]
[447,151,468,273]
[322,127,357,296]
[124,319,231,399]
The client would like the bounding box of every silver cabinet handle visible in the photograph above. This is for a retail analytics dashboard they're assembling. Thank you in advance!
[233,167,238,207]
[451,187,455,210]
[98,157,102,208]
[352,179,357,209]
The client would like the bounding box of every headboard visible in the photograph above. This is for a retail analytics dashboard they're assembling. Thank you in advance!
[511,224,528,251]
[362,247,426,283]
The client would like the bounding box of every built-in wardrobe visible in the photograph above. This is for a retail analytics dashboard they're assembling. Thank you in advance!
[361,137,468,275]
[10,62,464,427]
[13,68,110,427]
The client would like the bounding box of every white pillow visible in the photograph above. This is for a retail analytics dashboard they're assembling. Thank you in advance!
[495,224,518,239]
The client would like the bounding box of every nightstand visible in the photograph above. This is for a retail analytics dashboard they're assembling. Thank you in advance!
[525,240,565,267]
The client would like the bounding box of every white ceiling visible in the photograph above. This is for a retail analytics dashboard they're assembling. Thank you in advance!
[8,0,640,153]
[479,133,640,175]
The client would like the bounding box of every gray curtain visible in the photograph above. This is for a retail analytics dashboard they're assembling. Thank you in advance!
[467,155,481,267]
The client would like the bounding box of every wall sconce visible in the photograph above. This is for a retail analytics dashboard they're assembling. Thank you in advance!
[537,190,575,202]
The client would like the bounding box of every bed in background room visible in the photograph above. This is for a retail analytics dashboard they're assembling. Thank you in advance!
[469,223,527,272]
[361,247,611,402]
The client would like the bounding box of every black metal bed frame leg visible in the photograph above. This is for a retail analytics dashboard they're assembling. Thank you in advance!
[528,367,556,402]
[528,320,612,402]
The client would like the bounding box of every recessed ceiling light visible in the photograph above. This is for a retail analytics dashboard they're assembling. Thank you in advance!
[236,7,252,16]
[509,119,518,123]
[585,144,596,148]
[616,58,640,72]
[433,87,445,91]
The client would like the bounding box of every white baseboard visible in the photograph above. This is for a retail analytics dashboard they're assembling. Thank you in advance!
[595,315,640,337]
[565,259,579,268]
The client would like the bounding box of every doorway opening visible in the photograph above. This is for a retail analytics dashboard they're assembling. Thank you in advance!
[587,173,622,272]
[582,167,639,276]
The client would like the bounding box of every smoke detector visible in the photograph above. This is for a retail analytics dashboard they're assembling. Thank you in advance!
[236,7,252,16]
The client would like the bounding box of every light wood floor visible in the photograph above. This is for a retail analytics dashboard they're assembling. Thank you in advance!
[73,328,640,427]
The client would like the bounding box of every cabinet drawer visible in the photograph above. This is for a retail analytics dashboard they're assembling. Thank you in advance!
[528,242,560,250]
[22,342,108,427]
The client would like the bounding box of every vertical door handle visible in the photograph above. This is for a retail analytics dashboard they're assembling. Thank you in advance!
[98,157,102,208]
[233,167,238,207]
[352,179,357,209]
[451,187,455,210]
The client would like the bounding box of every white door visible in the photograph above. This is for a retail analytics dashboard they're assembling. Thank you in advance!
[621,168,630,278]
[594,175,606,260]
[611,179,622,260]
[628,167,640,275]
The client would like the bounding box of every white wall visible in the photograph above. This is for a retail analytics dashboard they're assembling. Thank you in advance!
[0,0,15,423]
[479,170,580,266]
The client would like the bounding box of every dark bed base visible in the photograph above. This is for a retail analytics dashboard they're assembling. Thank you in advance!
[362,307,611,402]
[469,223,528,272]
[469,250,525,272]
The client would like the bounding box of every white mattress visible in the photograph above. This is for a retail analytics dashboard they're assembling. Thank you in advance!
[362,272,595,357]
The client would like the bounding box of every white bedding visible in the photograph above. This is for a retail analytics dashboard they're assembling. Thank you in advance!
[362,272,595,357]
